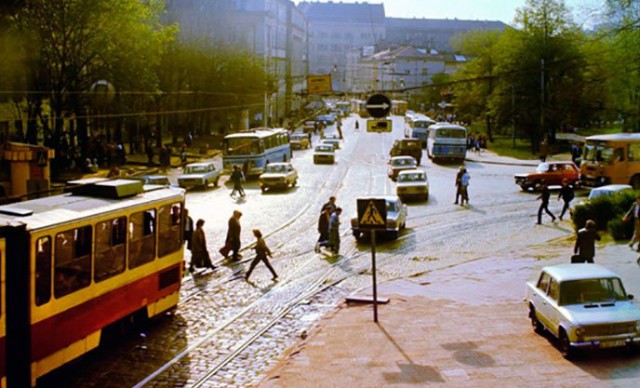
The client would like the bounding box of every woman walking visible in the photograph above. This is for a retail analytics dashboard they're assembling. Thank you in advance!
[190,219,216,272]
[245,229,278,281]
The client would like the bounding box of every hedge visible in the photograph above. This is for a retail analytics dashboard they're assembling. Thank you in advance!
[571,190,637,241]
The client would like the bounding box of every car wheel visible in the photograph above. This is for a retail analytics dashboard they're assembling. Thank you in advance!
[261,187,266,193]
[214,178,219,187]
[529,306,544,334]
[559,329,574,360]
[424,192,429,201]
[519,184,529,191]
[292,179,297,187]
[533,180,544,191]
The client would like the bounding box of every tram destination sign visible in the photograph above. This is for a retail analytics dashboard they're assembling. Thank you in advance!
[365,93,391,118]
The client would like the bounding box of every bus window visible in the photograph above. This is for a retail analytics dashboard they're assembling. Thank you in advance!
[129,209,156,269]
[54,226,92,298]
[95,216,126,282]
[158,203,183,258]
[35,236,52,306]
[629,143,640,162]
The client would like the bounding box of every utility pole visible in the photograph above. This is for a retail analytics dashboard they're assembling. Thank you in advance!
[540,59,545,143]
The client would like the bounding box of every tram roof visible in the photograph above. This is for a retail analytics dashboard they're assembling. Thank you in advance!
[0,185,185,232]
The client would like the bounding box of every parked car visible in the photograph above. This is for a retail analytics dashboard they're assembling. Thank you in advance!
[290,133,311,150]
[177,162,220,189]
[320,138,340,150]
[130,175,171,186]
[514,161,580,191]
[396,169,429,201]
[587,184,633,201]
[315,113,337,125]
[351,195,408,240]
[390,138,423,165]
[258,162,298,192]
[525,264,640,359]
[388,156,418,181]
[313,144,335,164]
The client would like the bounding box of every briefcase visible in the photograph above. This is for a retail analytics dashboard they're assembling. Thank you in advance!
[571,254,584,263]
[219,243,231,258]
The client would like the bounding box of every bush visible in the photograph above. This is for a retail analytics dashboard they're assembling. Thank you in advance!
[571,189,638,240]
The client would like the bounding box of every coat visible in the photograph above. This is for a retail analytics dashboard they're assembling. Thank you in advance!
[226,216,241,249]
[191,227,208,267]
[574,227,600,260]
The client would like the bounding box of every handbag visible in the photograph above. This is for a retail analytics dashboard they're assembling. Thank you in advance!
[571,254,584,263]
[219,242,231,258]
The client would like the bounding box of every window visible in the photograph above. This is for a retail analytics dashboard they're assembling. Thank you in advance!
[95,217,127,282]
[548,279,560,301]
[158,203,183,257]
[35,236,52,305]
[537,272,550,293]
[628,143,640,161]
[54,226,92,298]
[129,209,156,269]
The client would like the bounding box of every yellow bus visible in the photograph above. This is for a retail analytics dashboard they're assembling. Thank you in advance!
[580,133,640,189]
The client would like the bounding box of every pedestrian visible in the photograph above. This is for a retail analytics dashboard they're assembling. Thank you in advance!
[315,206,333,252]
[337,120,343,139]
[189,219,216,272]
[321,196,337,214]
[225,210,243,261]
[557,179,575,220]
[146,143,154,166]
[328,207,342,255]
[245,229,278,282]
[539,137,549,162]
[459,167,470,206]
[570,143,582,164]
[574,219,600,263]
[184,208,194,251]
[623,195,640,252]
[180,144,187,166]
[354,120,360,132]
[454,166,464,204]
[536,181,556,224]
[230,165,245,198]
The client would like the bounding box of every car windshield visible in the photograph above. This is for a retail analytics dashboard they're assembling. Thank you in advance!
[559,278,627,305]
[583,142,615,163]
[316,145,333,152]
[398,172,425,182]
[265,165,286,173]
[535,163,549,173]
[399,141,420,149]
[185,165,208,173]
[394,158,415,166]
[386,201,398,213]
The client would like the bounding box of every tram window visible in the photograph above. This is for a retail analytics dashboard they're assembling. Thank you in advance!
[35,236,52,306]
[54,226,92,298]
[158,202,183,258]
[129,209,156,269]
[95,216,126,282]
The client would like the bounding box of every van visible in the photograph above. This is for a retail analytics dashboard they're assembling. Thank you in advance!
[580,133,640,189]
[390,139,423,165]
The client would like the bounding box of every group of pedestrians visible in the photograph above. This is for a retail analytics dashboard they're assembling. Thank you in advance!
[536,179,576,224]
[315,196,343,255]
[183,208,278,282]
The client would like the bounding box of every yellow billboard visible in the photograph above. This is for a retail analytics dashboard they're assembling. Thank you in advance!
[307,74,333,95]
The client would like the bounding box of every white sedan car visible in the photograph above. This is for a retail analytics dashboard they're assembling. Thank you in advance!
[526,264,640,359]
[396,169,429,201]
[177,162,220,189]
[313,144,335,164]
[388,156,417,181]
[258,162,298,192]
[350,195,408,240]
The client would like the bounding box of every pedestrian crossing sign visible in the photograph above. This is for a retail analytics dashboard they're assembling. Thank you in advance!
[357,198,387,230]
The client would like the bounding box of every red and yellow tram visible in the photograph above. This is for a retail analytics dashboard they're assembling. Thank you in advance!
[0,179,186,387]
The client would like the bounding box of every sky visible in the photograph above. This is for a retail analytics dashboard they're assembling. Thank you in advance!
[293,0,606,27]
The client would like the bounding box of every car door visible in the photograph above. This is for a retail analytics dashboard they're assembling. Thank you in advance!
[532,272,553,328]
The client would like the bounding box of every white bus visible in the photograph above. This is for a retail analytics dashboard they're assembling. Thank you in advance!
[406,114,436,147]
[426,123,467,162]
[222,128,292,176]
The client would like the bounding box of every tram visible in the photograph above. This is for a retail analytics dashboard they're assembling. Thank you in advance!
[0,179,186,387]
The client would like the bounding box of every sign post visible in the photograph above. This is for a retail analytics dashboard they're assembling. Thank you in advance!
[356,198,387,322]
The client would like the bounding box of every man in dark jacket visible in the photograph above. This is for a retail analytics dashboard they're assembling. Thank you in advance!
[315,206,332,252]
[536,181,556,224]
[557,179,575,220]
[226,210,243,260]
[574,219,600,263]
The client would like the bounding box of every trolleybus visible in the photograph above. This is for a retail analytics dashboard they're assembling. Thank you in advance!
[222,128,292,177]
[0,179,186,387]
[407,114,436,147]
[426,122,468,162]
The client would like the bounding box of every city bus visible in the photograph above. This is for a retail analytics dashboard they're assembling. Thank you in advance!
[222,127,292,177]
[407,114,436,147]
[0,179,186,386]
[580,133,640,189]
[391,100,408,116]
[426,122,468,162]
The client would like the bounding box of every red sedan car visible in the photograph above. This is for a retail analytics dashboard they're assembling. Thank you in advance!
[514,161,580,191]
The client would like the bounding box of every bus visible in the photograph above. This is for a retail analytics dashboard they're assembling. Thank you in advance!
[222,128,292,177]
[580,133,640,189]
[426,122,468,162]
[407,114,436,147]
[0,179,186,386]
[391,100,408,116]
[335,101,350,117]
[351,99,369,118]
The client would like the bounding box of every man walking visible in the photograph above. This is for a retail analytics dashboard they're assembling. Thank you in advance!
[230,165,245,198]
[557,179,575,221]
[321,196,337,214]
[536,181,556,224]
[454,166,464,205]
[574,219,600,263]
[459,167,470,206]
[225,210,243,261]
[315,206,333,253]
[245,229,278,282]
[328,207,342,255]
[623,195,640,252]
